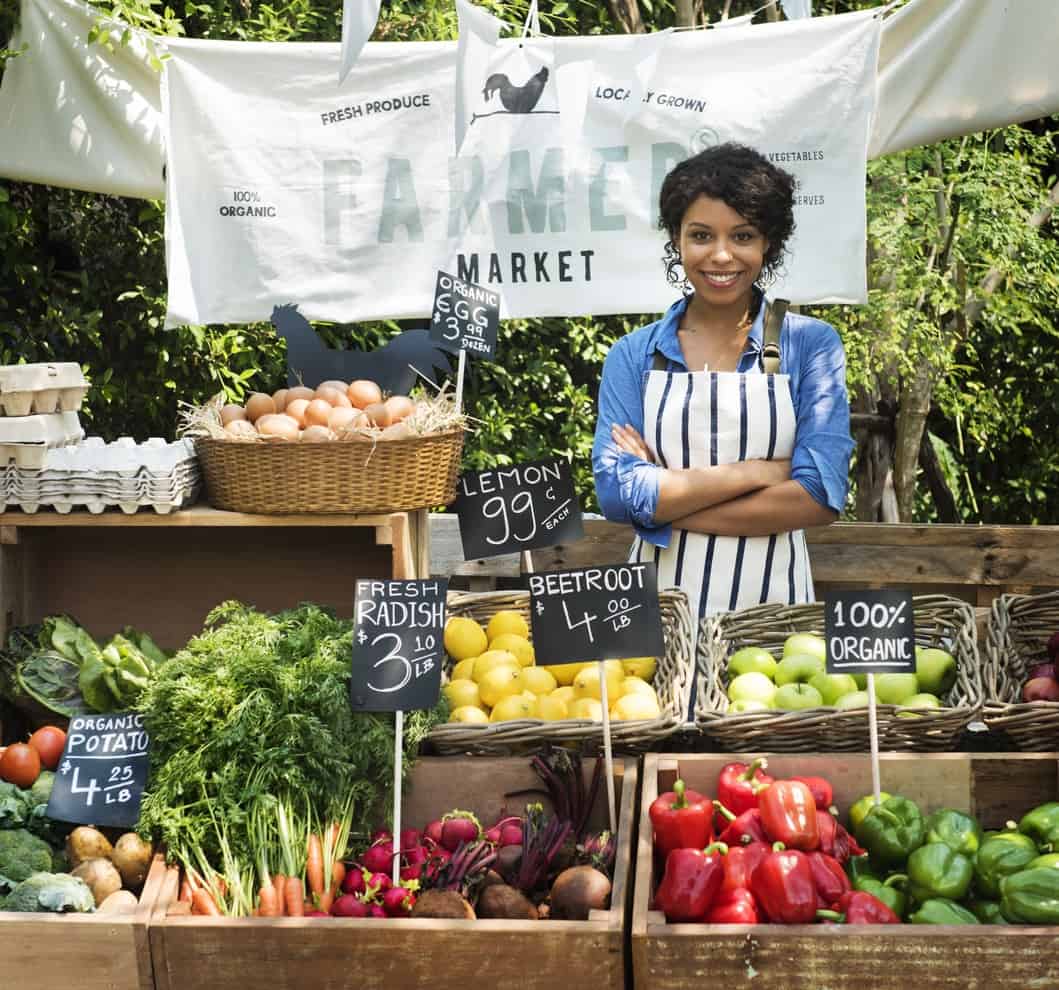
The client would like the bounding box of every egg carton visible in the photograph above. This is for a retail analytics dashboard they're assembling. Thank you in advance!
[2,483,201,515]
[0,363,89,415]
[40,436,198,476]
[0,412,86,467]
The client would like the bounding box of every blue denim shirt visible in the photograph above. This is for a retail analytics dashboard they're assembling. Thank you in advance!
[592,295,853,549]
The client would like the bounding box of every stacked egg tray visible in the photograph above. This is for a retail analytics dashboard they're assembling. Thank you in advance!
[0,362,89,415]
[0,438,202,514]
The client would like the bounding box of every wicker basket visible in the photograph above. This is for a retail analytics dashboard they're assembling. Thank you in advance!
[983,590,1059,750]
[426,588,694,755]
[695,595,982,752]
[196,430,463,513]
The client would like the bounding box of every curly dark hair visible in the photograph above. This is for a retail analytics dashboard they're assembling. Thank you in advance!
[659,142,797,290]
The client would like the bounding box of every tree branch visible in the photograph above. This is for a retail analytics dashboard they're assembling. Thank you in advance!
[607,0,645,33]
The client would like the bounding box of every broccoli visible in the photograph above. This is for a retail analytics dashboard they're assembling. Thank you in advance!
[0,781,32,829]
[0,828,54,889]
[29,771,54,809]
[3,872,95,912]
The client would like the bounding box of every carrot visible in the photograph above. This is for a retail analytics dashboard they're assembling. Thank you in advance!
[191,888,222,916]
[178,877,193,903]
[306,833,325,899]
[257,883,281,918]
[331,861,346,897]
[272,874,287,916]
[284,876,305,917]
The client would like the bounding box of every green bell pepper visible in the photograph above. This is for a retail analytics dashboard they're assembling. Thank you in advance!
[849,792,892,833]
[968,898,1008,925]
[1018,802,1059,852]
[853,874,907,918]
[999,867,1059,924]
[924,808,983,857]
[854,796,926,868]
[1027,853,1059,871]
[974,832,1039,899]
[908,897,978,925]
[844,855,877,884]
[907,842,974,902]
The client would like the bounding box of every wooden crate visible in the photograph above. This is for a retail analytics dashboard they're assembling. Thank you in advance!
[633,753,1059,990]
[150,756,638,990]
[0,852,167,990]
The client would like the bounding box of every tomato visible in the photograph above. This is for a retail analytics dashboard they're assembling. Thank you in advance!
[28,725,67,771]
[0,742,41,789]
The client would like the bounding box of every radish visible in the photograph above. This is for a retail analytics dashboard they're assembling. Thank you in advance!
[331,894,370,918]
[368,904,387,918]
[424,819,445,846]
[499,822,523,847]
[341,867,366,896]
[362,839,395,874]
[366,872,392,897]
[484,825,502,845]
[382,885,417,917]
[440,810,481,852]
[371,828,392,843]
[423,847,451,882]
[400,828,421,851]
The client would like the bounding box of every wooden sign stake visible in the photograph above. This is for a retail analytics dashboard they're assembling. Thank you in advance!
[454,348,468,415]
[392,708,404,887]
[866,673,882,807]
[597,663,617,835]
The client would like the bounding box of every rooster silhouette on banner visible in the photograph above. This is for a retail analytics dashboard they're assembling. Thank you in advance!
[270,304,451,395]
[482,66,549,114]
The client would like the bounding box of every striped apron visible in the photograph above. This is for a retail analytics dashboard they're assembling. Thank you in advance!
[630,360,814,631]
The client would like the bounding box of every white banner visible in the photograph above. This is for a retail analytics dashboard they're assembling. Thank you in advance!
[163,10,879,326]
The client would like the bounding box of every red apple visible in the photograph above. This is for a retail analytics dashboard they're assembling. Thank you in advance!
[1022,677,1059,702]
[1047,631,1059,660]
[1027,661,1057,681]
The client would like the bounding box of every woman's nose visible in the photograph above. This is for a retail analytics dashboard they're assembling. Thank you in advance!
[710,240,734,262]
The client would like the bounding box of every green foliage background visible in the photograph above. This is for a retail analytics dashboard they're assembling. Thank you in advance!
[0,0,1056,521]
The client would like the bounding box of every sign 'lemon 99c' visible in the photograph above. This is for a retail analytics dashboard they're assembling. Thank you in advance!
[478,665,524,707]
[621,657,657,681]
[471,649,521,682]
[443,679,480,710]
[521,666,558,696]
[490,693,535,722]
[488,633,535,667]
[444,616,488,661]
[549,662,590,686]
[487,610,529,643]
[449,705,489,724]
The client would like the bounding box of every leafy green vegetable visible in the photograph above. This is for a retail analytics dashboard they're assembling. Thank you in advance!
[123,627,169,668]
[0,781,32,829]
[40,615,100,666]
[79,650,119,712]
[137,601,445,864]
[2,872,95,913]
[17,651,93,717]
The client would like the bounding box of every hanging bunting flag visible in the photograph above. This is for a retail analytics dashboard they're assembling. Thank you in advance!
[780,0,812,19]
[339,0,383,84]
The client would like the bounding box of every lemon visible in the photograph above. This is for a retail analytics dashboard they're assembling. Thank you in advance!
[549,661,590,686]
[611,692,661,721]
[449,705,489,724]
[568,697,604,721]
[620,677,658,702]
[478,665,524,707]
[622,657,657,681]
[487,610,529,643]
[519,690,540,717]
[490,693,535,722]
[550,685,576,705]
[443,678,480,710]
[452,657,476,682]
[538,695,569,721]
[521,666,558,696]
[572,661,625,702]
[444,616,488,661]
[471,649,521,683]
[488,633,535,667]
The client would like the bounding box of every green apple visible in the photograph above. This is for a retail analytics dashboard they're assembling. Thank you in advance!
[783,633,826,663]
[874,673,921,705]
[852,673,868,690]
[774,653,825,686]
[727,672,777,708]
[834,690,870,710]
[773,683,824,711]
[809,672,860,706]
[727,646,778,680]
[729,698,772,714]
[915,647,957,697]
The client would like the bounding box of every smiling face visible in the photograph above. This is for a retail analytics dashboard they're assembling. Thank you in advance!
[678,195,770,308]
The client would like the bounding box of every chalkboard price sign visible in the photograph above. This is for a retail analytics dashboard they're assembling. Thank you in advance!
[429,271,500,360]
[824,589,916,675]
[46,713,150,828]
[454,458,584,560]
[350,579,449,712]
[528,563,665,665]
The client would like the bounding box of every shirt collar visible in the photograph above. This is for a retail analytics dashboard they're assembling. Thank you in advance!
[653,287,767,369]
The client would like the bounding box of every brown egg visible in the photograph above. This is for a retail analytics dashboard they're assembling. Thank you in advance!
[256,414,300,441]
[363,402,392,428]
[384,395,415,423]
[287,385,316,404]
[318,379,350,393]
[348,380,383,410]
[327,407,362,433]
[220,404,248,426]
[305,399,333,427]
[224,419,258,439]
[316,386,352,408]
[244,393,277,423]
[300,425,334,442]
[272,388,290,412]
[285,398,311,428]
[379,422,412,441]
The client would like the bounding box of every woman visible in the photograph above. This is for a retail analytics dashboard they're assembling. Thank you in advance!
[592,143,853,629]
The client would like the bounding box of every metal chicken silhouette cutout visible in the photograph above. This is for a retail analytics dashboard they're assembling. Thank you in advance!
[270,304,452,395]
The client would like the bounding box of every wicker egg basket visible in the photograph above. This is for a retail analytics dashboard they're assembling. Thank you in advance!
[695,594,983,752]
[425,588,695,755]
[196,429,463,513]
[983,589,1059,750]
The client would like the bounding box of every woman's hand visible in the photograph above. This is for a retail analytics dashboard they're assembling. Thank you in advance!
[611,423,656,464]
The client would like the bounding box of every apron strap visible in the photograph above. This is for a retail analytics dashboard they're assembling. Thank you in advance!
[760,298,789,374]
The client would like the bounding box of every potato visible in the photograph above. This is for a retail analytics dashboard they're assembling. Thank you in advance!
[112,832,154,890]
[476,884,538,920]
[72,857,123,907]
[66,826,113,870]
[410,889,476,919]
[548,865,611,920]
[98,889,139,914]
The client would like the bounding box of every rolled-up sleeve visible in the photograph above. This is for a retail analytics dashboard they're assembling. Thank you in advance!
[789,320,854,514]
[592,339,672,548]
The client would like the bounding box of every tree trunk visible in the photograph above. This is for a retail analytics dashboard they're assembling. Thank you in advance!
[675,0,695,28]
[764,1,781,22]
[607,0,645,33]
[919,429,960,523]
[851,390,894,522]
[893,362,932,521]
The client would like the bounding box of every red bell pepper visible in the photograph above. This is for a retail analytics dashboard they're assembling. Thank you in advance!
[759,780,820,851]
[654,843,728,922]
[720,842,769,894]
[816,811,865,864]
[826,890,901,925]
[749,843,819,924]
[714,801,769,847]
[807,851,850,905]
[650,779,713,858]
[706,887,760,924]
[791,775,835,812]
[717,759,773,816]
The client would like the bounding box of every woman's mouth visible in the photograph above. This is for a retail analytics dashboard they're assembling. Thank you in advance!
[700,271,743,289]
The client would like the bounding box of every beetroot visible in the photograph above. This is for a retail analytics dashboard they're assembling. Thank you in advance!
[362,839,395,874]
[440,810,482,852]
[484,825,502,845]
[1048,632,1059,660]
[499,823,523,847]
[1029,661,1057,681]
[371,828,392,843]
[382,885,417,917]
[331,894,370,918]
[341,867,366,896]
[424,819,445,846]
[368,904,387,918]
